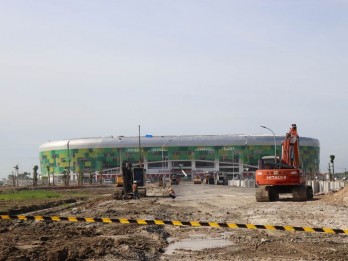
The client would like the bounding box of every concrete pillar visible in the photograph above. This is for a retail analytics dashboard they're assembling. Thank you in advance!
[143,158,148,171]
[191,160,196,171]
[214,159,219,171]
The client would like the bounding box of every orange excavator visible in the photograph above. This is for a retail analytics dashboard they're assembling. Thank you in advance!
[255,124,313,202]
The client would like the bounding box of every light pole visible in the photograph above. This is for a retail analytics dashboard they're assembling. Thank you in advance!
[244,136,248,165]
[118,137,122,172]
[67,140,72,186]
[260,125,277,161]
[161,139,173,186]
[164,156,169,169]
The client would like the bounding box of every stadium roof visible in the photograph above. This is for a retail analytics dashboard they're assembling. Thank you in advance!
[39,135,319,152]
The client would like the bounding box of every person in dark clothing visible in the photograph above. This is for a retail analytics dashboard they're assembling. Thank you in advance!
[132,181,140,199]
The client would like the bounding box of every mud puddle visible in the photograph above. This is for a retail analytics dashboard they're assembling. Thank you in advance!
[165,234,233,255]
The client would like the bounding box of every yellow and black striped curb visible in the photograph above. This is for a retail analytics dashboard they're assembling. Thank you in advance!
[1,215,347,235]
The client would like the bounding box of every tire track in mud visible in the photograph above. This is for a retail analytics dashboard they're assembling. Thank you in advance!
[284,241,320,260]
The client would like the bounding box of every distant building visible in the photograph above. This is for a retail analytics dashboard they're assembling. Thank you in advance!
[39,134,319,182]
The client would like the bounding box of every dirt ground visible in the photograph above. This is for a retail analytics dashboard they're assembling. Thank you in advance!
[0,183,347,261]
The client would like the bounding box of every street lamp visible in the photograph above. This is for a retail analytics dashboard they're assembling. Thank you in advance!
[161,139,173,187]
[260,125,277,161]
[118,137,122,175]
[164,156,169,169]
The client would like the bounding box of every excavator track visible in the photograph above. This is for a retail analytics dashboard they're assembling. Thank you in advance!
[269,187,280,201]
[255,186,270,202]
[292,185,307,201]
[306,186,314,200]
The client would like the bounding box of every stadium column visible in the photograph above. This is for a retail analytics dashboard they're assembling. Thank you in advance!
[214,159,219,171]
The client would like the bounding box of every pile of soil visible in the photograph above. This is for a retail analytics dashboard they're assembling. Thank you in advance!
[320,184,348,206]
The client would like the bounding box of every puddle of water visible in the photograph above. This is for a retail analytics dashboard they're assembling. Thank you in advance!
[165,237,233,255]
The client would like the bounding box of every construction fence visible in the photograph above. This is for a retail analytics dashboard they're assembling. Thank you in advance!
[228,179,346,194]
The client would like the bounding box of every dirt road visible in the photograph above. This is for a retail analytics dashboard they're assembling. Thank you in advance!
[0,183,347,260]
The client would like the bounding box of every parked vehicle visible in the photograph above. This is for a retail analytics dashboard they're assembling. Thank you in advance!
[116,174,123,187]
[104,179,113,184]
[193,175,202,184]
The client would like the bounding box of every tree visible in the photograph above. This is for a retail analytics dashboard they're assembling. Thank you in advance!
[19,172,31,185]
[8,172,16,187]
[46,165,51,186]
[76,164,84,186]
[98,166,103,184]
[33,165,39,186]
[52,169,55,186]
[330,155,335,180]
[63,166,71,186]
[89,170,94,185]
[62,168,68,186]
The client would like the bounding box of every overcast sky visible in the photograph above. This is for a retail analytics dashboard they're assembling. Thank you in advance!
[1,0,347,179]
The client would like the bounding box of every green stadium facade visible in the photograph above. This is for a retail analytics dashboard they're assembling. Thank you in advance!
[39,134,320,183]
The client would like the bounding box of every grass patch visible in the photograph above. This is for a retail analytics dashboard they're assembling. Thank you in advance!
[0,190,61,201]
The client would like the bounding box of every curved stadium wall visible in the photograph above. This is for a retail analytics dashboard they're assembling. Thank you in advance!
[39,135,320,177]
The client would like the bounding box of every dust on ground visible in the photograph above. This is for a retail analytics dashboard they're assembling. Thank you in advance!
[0,183,347,261]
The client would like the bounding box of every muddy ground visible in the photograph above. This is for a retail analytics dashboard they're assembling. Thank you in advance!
[0,183,347,261]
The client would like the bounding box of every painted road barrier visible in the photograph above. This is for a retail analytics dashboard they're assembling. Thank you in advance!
[1,215,347,235]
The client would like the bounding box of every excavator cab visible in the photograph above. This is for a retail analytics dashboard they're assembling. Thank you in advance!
[258,156,281,169]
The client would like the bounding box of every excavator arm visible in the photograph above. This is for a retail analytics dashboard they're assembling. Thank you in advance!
[281,124,300,169]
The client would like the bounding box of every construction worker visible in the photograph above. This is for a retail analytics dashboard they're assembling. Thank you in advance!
[168,186,176,199]
[132,181,139,199]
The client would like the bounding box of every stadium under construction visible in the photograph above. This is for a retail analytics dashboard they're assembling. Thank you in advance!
[39,134,320,184]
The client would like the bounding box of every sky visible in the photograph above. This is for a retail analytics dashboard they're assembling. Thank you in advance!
[1,0,347,179]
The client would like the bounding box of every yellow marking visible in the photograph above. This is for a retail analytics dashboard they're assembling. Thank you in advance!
[137,219,147,225]
[51,216,61,221]
[322,228,335,234]
[303,227,315,233]
[102,218,112,223]
[246,224,257,229]
[68,217,78,222]
[227,223,238,229]
[0,215,347,235]
[190,221,202,227]
[119,218,130,224]
[172,220,183,226]
[208,222,220,228]
[284,226,295,232]
[154,220,165,225]
[265,225,276,230]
